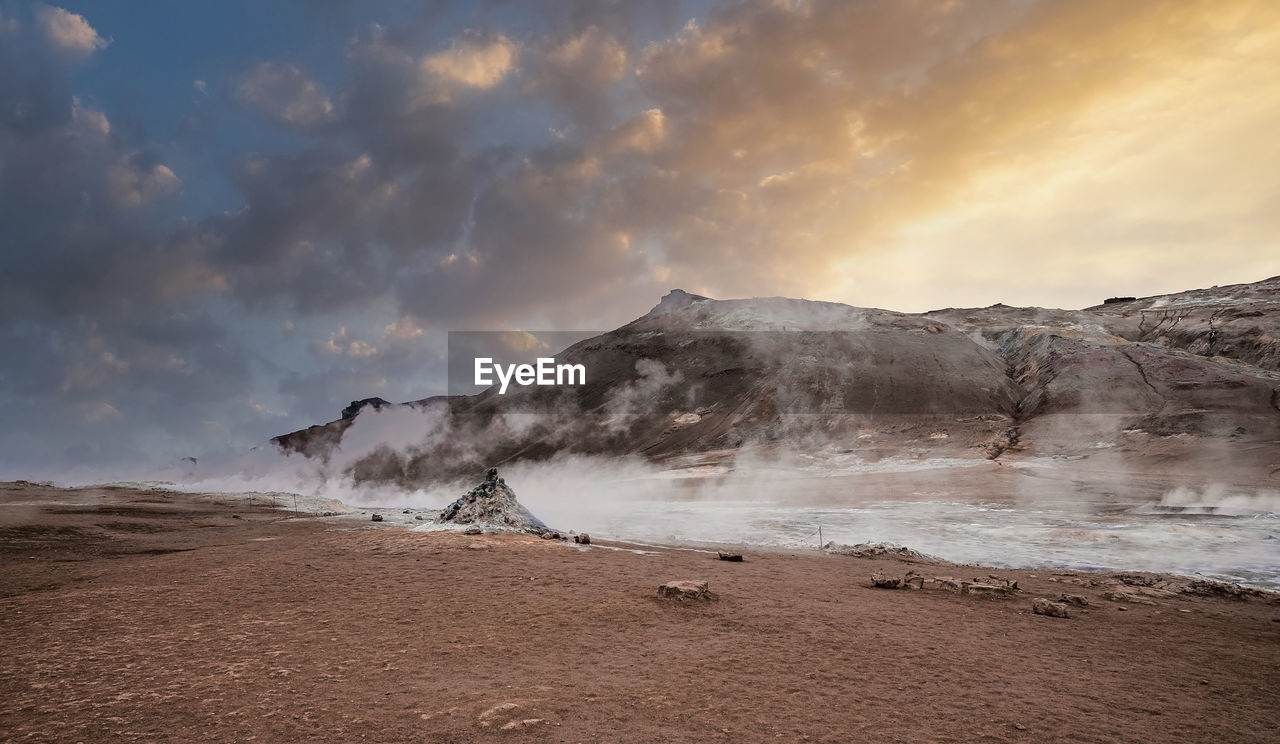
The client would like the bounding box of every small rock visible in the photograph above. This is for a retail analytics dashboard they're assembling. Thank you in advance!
[1102,590,1157,606]
[574,533,591,545]
[415,514,426,520]
[463,526,482,535]
[1059,594,1089,607]
[371,513,384,522]
[658,580,711,600]
[1014,723,1027,731]
[1117,606,1128,611]
[871,571,901,589]
[1032,598,1070,618]
[717,551,743,562]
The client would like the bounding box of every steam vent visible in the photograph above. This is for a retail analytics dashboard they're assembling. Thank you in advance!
[437,468,557,537]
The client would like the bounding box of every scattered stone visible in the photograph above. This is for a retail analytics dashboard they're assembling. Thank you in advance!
[1032,598,1070,618]
[1117,607,1128,611]
[934,577,965,593]
[371,513,384,522]
[478,702,519,726]
[1103,590,1157,606]
[717,551,743,562]
[658,580,711,600]
[824,542,944,563]
[463,526,482,535]
[963,582,1013,597]
[402,509,412,514]
[1059,594,1090,607]
[871,572,901,589]
[574,533,591,545]
[1014,723,1027,731]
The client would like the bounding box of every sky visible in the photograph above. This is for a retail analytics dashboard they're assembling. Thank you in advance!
[0,0,1278,474]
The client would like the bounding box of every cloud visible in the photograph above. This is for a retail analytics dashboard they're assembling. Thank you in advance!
[35,4,106,59]
[237,61,335,129]
[4,0,1280,475]
[417,33,517,105]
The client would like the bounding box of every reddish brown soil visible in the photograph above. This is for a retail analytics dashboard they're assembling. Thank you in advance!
[1,482,1278,743]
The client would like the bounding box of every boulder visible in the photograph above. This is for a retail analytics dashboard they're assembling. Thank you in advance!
[1059,594,1090,607]
[1032,598,1070,618]
[658,580,711,600]
[370,513,384,522]
[573,533,591,545]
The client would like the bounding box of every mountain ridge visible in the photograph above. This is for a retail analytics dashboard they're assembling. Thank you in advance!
[272,275,1280,488]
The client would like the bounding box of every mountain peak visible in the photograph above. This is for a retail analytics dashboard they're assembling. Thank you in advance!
[649,288,711,315]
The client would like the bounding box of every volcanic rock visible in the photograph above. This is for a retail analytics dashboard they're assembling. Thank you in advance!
[1032,598,1070,618]
[871,572,902,589]
[658,580,711,600]
[437,468,554,536]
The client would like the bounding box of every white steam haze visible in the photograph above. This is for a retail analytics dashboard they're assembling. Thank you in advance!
[21,397,1266,590]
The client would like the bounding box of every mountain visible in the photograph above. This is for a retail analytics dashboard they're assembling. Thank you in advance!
[272,277,1280,488]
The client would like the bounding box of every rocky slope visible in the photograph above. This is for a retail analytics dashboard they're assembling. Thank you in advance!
[273,276,1280,487]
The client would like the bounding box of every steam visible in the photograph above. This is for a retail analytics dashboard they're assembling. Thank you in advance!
[1151,484,1280,516]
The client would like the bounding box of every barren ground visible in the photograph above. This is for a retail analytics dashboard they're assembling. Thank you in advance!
[1,482,1277,743]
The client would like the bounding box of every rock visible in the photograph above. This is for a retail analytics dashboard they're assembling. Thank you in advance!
[934,577,964,593]
[717,551,743,562]
[371,513,384,522]
[341,397,390,420]
[1059,594,1090,607]
[574,533,591,545]
[824,542,944,563]
[1032,598,1070,618]
[963,582,1013,597]
[463,526,482,535]
[437,469,555,535]
[1103,590,1157,606]
[903,573,925,590]
[871,572,901,589]
[414,514,426,520]
[658,580,711,600]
